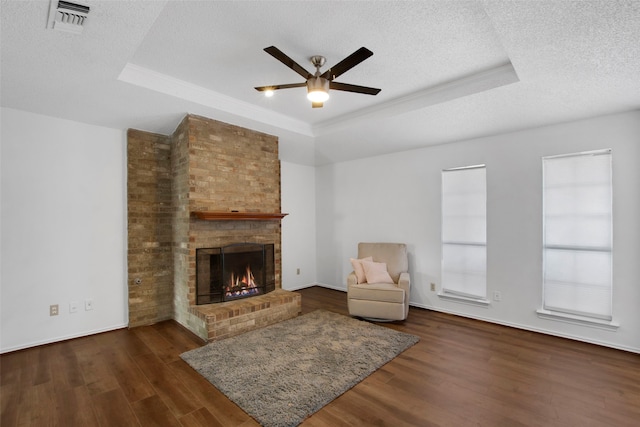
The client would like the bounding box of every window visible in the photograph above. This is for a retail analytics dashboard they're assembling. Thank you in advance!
[441,165,487,301]
[542,150,612,321]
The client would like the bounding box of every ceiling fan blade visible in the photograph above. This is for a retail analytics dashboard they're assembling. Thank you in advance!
[264,46,312,80]
[321,47,373,80]
[312,102,324,108]
[329,81,381,95]
[254,83,307,92]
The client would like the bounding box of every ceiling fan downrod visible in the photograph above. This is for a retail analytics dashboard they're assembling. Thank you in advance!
[307,55,329,104]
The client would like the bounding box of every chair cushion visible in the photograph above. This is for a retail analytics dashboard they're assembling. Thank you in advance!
[349,283,405,304]
[362,261,394,284]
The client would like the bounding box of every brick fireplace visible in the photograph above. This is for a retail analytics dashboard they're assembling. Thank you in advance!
[127,114,301,341]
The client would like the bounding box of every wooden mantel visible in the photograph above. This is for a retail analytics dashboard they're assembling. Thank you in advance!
[191,211,288,221]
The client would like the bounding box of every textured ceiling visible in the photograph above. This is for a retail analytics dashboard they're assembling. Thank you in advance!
[1,1,639,165]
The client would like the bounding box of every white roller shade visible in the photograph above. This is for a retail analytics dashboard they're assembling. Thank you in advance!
[441,165,487,299]
[542,150,612,320]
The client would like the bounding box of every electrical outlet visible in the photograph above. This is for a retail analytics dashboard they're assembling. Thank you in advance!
[69,301,79,313]
[430,283,436,292]
[85,298,93,311]
[50,304,59,316]
[493,291,502,302]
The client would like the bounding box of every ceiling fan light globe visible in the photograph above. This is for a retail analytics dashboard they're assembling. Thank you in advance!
[307,90,329,103]
[306,76,330,103]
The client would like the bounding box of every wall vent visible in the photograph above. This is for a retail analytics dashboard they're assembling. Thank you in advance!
[47,0,90,34]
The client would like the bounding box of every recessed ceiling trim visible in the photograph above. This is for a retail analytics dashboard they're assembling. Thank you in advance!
[117,63,315,137]
[312,61,520,136]
[118,61,518,141]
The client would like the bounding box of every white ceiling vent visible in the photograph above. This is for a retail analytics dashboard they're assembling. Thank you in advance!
[47,0,90,34]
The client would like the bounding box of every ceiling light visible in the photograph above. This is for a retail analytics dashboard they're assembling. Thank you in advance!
[307,76,329,103]
[264,89,274,97]
[255,48,379,108]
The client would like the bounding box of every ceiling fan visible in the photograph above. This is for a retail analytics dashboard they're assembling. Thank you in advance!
[255,46,381,108]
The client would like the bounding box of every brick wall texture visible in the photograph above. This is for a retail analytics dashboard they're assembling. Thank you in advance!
[127,115,283,337]
[127,129,174,327]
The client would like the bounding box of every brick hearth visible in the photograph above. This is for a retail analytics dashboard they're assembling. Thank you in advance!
[190,289,301,341]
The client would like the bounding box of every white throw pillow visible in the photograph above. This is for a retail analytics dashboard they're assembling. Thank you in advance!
[362,261,394,284]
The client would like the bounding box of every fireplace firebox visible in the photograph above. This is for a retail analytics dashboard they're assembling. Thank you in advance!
[196,243,275,305]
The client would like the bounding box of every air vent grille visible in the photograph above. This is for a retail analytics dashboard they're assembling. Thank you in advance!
[47,0,90,34]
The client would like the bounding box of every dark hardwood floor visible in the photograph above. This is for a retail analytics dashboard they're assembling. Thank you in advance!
[2,286,639,426]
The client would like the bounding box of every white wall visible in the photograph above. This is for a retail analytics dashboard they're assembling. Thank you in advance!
[315,110,640,353]
[281,161,317,290]
[1,108,128,353]
[3,107,637,354]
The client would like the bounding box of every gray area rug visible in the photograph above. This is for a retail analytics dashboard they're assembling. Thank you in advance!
[180,309,419,427]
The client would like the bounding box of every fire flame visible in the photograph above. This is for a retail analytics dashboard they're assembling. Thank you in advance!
[225,265,260,298]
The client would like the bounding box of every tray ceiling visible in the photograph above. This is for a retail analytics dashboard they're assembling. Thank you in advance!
[1,1,639,165]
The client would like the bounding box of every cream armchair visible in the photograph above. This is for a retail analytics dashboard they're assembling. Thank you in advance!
[347,242,410,321]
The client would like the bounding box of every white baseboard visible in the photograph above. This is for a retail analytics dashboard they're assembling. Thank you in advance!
[313,282,347,292]
[0,323,128,354]
[409,302,639,354]
[282,283,317,291]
